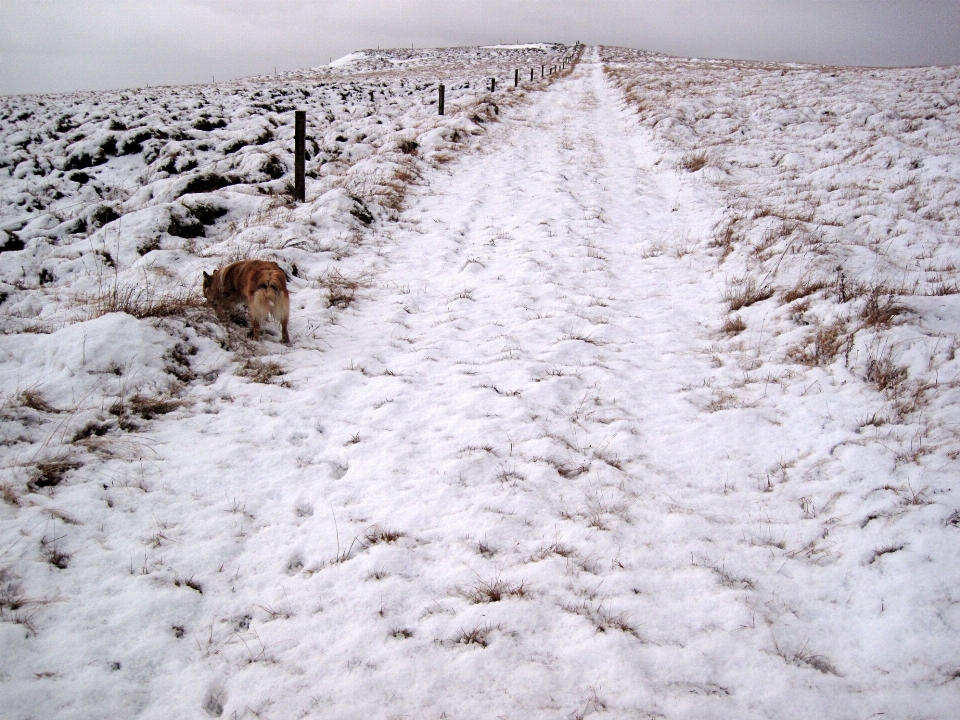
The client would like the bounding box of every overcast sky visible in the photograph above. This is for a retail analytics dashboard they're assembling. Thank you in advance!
[3,1,959,96]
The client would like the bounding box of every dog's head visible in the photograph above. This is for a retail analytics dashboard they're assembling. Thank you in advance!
[202,270,216,302]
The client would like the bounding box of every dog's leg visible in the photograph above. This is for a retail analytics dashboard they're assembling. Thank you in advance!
[248,297,269,341]
[276,291,291,343]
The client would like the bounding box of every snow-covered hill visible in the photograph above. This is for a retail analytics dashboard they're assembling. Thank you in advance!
[1,45,959,719]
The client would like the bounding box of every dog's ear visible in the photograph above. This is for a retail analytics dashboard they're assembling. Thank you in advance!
[203,271,211,280]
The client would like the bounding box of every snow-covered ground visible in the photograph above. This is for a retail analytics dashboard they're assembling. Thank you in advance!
[2,45,959,718]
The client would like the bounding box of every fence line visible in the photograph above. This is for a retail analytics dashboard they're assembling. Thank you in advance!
[282,45,584,202]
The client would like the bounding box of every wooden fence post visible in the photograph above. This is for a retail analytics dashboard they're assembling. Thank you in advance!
[530,68,533,81]
[294,110,305,202]
[515,68,519,87]
[438,83,445,115]
[490,77,496,92]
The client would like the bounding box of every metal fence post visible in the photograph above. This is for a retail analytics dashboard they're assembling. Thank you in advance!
[294,110,305,202]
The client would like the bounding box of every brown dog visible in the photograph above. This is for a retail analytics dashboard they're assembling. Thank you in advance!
[203,260,290,343]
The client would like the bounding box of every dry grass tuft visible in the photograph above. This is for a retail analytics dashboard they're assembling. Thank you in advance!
[397,138,419,155]
[867,543,905,564]
[567,687,609,720]
[110,393,184,421]
[694,556,757,590]
[709,218,741,260]
[458,575,528,604]
[80,283,204,320]
[786,319,849,366]
[16,389,59,413]
[236,358,286,384]
[866,354,909,394]
[1,484,21,507]
[29,459,82,491]
[641,241,666,258]
[363,526,404,545]
[527,540,577,562]
[40,539,70,569]
[317,268,371,309]
[680,151,708,172]
[724,275,774,311]
[453,622,502,648]
[547,456,589,479]
[859,291,908,328]
[72,421,112,442]
[475,539,497,557]
[859,410,892,428]
[174,575,203,594]
[563,600,641,638]
[781,277,831,303]
[772,636,843,676]
[930,281,960,296]
[721,315,747,335]
[0,570,58,635]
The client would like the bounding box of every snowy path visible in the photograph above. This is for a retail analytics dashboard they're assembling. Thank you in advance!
[8,53,955,720]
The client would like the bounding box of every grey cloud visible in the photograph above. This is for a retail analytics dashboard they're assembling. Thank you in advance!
[2,0,959,95]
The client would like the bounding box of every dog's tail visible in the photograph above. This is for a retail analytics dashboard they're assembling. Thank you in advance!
[251,280,290,342]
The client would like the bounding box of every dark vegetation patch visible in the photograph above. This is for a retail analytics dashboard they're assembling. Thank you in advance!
[398,139,419,154]
[18,390,59,413]
[40,539,70,570]
[1,233,25,253]
[187,202,229,226]
[64,150,106,171]
[89,204,119,228]
[174,575,203,594]
[349,195,374,225]
[220,126,273,154]
[166,212,205,239]
[118,128,168,155]
[29,459,82,491]
[177,173,240,197]
[110,394,184,421]
[192,117,227,131]
[72,421,112,442]
[260,154,286,180]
